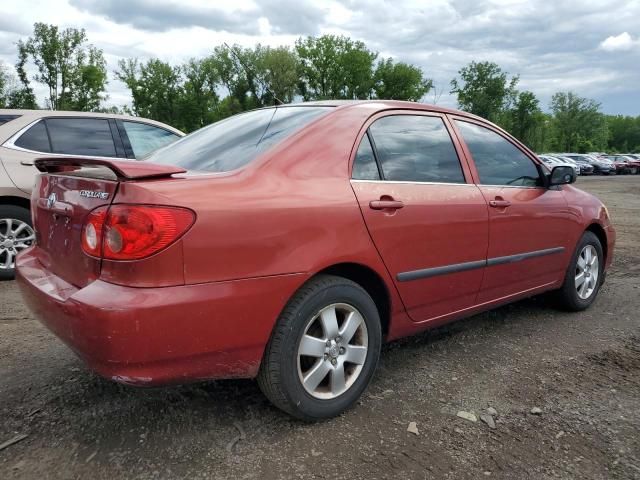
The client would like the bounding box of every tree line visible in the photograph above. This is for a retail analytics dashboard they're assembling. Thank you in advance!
[1,22,639,154]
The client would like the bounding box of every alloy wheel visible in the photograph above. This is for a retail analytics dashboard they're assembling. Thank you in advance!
[297,303,369,400]
[575,245,599,300]
[0,218,35,271]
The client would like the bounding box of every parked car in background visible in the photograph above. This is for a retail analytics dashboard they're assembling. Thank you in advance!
[547,154,594,175]
[559,156,594,175]
[600,156,627,175]
[17,101,615,420]
[563,154,612,175]
[0,110,183,279]
[539,154,580,175]
[603,155,640,174]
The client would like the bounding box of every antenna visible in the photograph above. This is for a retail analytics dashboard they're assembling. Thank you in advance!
[432,82,444,105]
[223,42,284,106]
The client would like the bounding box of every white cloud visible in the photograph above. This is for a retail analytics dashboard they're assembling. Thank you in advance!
[1,0,640,114]
[599,32,638,51]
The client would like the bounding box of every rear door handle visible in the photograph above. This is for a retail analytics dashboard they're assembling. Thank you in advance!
[369,200,404,210]
[489,199,511,208]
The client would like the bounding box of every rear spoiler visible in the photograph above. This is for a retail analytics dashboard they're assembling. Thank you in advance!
[34,157,186,180]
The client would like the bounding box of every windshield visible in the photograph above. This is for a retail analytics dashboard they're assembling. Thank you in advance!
[149,106,332,172]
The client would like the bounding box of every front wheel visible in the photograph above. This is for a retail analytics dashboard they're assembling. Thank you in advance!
[258,275,382,420]
[556,231,604,311]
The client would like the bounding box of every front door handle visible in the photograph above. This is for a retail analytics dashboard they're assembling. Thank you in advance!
[489,199,511,208]
[369,199,404,210]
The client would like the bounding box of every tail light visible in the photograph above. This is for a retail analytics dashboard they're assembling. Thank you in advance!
[81,205,195,260]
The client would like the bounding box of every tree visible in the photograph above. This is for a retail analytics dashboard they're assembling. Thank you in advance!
[373,58,432,101]
[256,46,299,104]
[606,115,640,153]
[179,58,220,132]
[503,90,545,149]
[296,35,377,100]
[67,46,108,111]
[450,61,518,122]
[550,92,608,152]
[16,23,107,111]
[0,61,37,109]
[0,64,6,106]
[212,44,300,106]
[116,58,182,128]
[207,45,258,111]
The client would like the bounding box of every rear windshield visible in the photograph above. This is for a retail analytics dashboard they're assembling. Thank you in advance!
[149,106,332,172]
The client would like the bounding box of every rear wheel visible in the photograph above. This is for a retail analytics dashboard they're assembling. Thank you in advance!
[556,231,603,311]
[258,275,382,420]
[0,205,35,280]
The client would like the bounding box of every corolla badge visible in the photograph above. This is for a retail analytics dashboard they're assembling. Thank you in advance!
[46,192,57,209]
[80,190,110,200]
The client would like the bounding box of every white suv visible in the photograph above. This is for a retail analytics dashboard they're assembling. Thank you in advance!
[0,110,183,279]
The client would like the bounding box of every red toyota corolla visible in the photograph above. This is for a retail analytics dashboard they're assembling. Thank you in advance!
[16,101,615,420]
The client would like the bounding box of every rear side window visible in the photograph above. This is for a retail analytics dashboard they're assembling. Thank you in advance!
[456,121,541,187]
[368,115,465,183]
[15,121,51,152]
[352,135,380,180]
[122,121,179,158]
[0,114,20,126]
[46,118,117,157]
[149,107,331,172]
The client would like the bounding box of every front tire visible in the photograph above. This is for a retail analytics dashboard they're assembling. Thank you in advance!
[0,205,35,281]
[556,231,604,311]
[258,275,382,420]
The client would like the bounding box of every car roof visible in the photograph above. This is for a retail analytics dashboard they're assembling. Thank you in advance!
[280,100,484,120]
[0,109,184,136]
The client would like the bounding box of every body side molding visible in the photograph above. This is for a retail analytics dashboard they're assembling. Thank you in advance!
[397,247,566,282]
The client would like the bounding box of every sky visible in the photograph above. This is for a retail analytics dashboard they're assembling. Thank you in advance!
[1,0,639,115]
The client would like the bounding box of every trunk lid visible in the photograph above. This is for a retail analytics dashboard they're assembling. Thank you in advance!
[31,157,185,287]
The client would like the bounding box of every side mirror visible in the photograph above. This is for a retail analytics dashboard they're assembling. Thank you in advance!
[549,165,576,186]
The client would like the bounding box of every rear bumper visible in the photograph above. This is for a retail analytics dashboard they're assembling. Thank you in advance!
[16,248,305,386]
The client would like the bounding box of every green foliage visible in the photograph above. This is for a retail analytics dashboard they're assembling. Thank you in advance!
[450,61,519,122]
[180,58,221,131]
[207,44,298,107]
[116,58,221,132]
[296,35,377,100]
[257,46,299,104]
[17,23,107,111]
[373,58,432,101]
[606,115,640,153]
[208,45,257,111]
[114,38,434,132]
[549,92,608,152]
[6,24,637,151]
[116,58,181,126]
[0,61,37,109]
[0,65,6,105]
[501,90,546,150]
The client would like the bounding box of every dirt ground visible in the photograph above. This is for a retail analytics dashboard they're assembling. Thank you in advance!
[1,175,639,480]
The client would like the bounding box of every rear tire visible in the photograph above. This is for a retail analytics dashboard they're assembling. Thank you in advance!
[555,231,604,311]
[258,274,382,420]
[0,205,34,281]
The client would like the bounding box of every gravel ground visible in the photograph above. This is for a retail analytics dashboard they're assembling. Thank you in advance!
[1,175,639,479]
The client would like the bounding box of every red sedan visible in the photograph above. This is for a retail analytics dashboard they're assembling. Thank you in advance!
[16,101,615,420]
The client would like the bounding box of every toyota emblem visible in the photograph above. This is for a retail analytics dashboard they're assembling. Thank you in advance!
[47,192,57,209]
